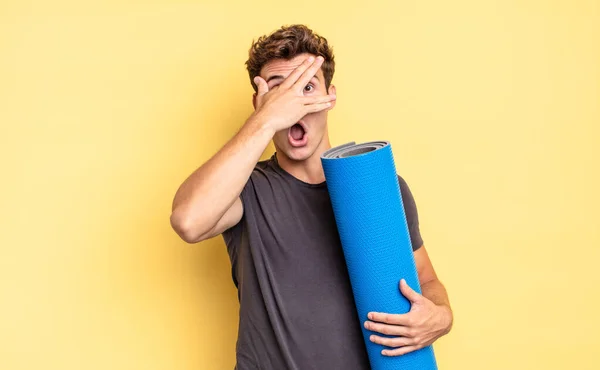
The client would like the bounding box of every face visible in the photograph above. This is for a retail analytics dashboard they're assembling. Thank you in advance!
[256,53,336,162]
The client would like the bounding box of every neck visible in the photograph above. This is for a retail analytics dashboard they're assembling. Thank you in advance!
[277,134,331,184]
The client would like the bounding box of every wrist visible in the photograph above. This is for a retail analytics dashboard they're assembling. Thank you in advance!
[246,112,277,138]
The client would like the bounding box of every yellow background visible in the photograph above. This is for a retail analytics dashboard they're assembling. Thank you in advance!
[1,1,599,369]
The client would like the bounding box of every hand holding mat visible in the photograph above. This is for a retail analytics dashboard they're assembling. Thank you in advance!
[321,141,438,370]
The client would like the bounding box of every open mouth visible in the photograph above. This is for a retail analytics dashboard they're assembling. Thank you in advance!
[288,122,308,147]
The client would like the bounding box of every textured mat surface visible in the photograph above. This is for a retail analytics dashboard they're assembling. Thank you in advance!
[321,141,438,370]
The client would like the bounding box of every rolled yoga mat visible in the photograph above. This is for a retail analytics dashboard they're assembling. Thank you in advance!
[321,141,438,370]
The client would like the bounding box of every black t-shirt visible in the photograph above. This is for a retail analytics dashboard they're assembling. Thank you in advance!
[222,153,423,370]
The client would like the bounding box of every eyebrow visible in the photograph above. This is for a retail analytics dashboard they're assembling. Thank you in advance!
[266,74,320,83]
[266,75,284,83]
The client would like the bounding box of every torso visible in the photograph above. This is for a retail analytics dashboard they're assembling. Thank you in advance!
[222,155,370,370]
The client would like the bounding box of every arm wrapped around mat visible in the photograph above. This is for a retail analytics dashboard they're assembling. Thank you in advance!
[321,141,438,370]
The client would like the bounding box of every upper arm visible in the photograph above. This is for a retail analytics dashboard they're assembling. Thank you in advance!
[195,197,243,242]
[399,177,438,286]
[414,245,438,286]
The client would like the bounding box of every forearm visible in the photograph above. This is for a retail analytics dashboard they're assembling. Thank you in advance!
[171,114,274,236]
[421,278,453,332]
[421,279,449,307]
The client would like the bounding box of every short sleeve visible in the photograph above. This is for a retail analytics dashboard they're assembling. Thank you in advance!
[222,177,253,246]
[398,175,424,251]
[221,178,254,289]
[221,210,242,246]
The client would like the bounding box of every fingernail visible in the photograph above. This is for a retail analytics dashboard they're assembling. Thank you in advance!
[308,56,315,63]
[382,350,388,356]
[364,322,369,329]
[368,313,373,319]
[317,55,324,61]
[370,335,375,342]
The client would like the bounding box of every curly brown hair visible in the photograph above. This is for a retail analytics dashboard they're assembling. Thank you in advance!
[245,24,335,93]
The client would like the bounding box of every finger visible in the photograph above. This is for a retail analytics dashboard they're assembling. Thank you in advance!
[303,101,332,114]
[368,312,411,326]
[370,335,415,348]
[293,56,324,91]
[382,345,419,357]
[254,76,269,97]
[280,56,315,89]
[399,279,423,304]
[364,321,412,337]
[302,94,336,105]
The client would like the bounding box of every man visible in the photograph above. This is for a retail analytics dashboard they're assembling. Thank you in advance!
[170,24,453,369]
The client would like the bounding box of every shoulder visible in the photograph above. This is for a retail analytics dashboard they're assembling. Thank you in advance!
[397,174,411,193]
[396,174,418,206]
[248,156,280,183]
[239,156,284,198]
[254,157,276,175]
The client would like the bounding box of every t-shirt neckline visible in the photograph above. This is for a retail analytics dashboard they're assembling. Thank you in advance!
[271,153,327,189]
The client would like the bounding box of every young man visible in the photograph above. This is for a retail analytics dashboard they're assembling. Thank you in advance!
[171,25,453,369]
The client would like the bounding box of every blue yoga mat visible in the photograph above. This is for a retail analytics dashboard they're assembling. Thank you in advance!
[321,141,438,370]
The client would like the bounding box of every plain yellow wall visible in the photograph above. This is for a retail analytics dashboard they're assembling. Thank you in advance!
[1,1,599,369]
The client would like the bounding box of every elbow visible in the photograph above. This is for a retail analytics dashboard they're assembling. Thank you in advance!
[170,208,207,244]
[442,305,454,335]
